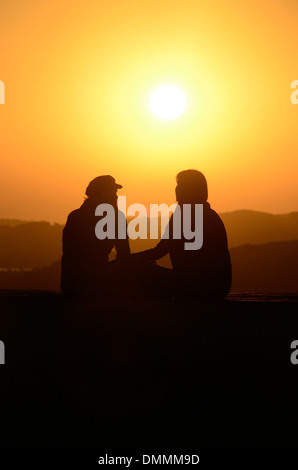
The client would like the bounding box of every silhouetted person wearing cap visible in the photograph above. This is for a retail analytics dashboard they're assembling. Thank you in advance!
[130,170,232,299]
[61,175,130,296]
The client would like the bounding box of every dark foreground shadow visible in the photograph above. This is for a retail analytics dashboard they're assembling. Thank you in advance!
[0,292,297,451]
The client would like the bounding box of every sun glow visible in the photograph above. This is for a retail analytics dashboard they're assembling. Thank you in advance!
[150,85,186,120]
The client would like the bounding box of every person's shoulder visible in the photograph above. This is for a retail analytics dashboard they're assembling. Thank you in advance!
[205,204,225,227]
[65,208,81,224]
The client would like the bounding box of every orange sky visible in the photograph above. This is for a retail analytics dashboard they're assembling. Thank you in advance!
[0,0,297,223]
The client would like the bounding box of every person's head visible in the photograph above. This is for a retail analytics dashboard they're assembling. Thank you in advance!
[175,169,208,204]
[85,175,122,206]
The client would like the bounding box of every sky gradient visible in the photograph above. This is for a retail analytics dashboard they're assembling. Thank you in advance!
[0,0,297,222]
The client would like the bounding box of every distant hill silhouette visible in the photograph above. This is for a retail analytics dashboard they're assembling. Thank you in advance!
[1,210,297,269]
[156,240,298,293]
[0,240,297,293]
[0,210,297,293]
[0,260,61,290]
[0,221,63,268]
[221,210,298,247]
[230,240,298,293]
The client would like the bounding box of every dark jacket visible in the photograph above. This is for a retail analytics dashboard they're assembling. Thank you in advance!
[134,202,231,298]
[61,199,130,296]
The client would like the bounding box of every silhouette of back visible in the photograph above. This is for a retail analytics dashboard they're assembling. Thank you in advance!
[61,175,130,296]
[165,201,232,298]
[131,170,232,299]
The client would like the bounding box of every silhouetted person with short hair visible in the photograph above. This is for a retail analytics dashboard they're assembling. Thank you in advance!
[130,170,232,299]
[61,175,130,296]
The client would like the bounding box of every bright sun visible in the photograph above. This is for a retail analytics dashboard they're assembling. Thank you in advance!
[150,85,186,120]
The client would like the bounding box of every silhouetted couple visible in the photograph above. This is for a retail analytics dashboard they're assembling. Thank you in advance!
[61,170,232,300]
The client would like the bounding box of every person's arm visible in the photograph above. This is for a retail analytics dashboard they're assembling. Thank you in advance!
[115,237,131,259]
[129,237,170,262]
[128,213,174,262]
